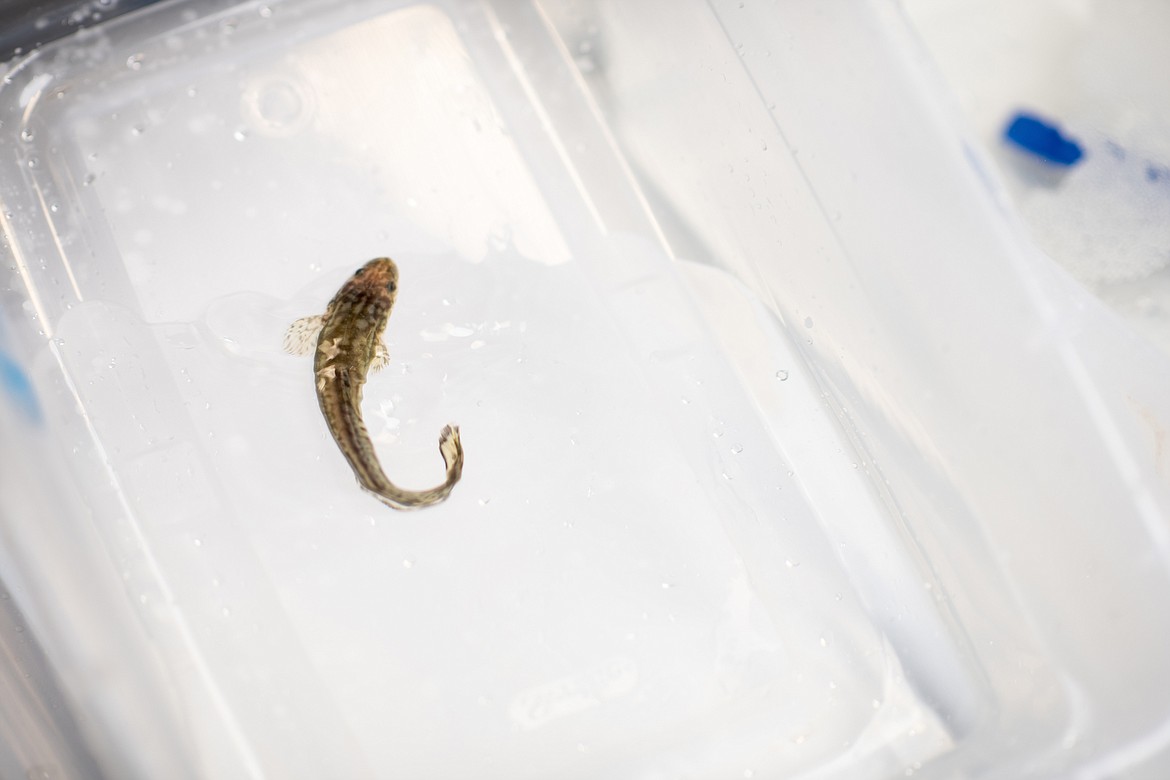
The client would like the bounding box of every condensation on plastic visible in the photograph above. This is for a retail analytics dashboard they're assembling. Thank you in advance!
[0,0,1168,779]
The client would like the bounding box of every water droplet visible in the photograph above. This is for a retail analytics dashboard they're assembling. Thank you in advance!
[26,157,38,169]
[775,369,789,381]
[478,497,491,506]
[221,607,232,618]
[19,128,33,142]
[680,396,690,405]
[661,581,674,590]
[126,53,144,70]
[258,4,273,17]
[232,127,249,141]
[730,443,743,454]
[785,559,799,568]
[193,537,202,547]
[402,558,415,569]
[803,316,813,328]
[83,173,96,186]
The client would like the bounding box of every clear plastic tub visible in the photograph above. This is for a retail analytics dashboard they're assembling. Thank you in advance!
[2,0,1169,778]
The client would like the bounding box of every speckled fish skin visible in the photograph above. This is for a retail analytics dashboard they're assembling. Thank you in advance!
[297,257,463,510]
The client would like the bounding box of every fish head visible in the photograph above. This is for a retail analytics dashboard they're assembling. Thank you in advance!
[351,257,399,296]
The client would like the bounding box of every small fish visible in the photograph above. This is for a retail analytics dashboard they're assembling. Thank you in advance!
[284,257,463,510]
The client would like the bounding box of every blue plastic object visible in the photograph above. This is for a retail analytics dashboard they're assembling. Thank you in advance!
[1004,112,1084,166]
[0,350,43,424]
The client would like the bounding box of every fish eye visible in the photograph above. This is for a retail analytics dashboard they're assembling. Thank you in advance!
[386,281,397,292]
[353,267,365,276]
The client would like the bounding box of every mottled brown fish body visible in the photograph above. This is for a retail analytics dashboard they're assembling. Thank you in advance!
[289,257,463,510]
[314,258,398,398]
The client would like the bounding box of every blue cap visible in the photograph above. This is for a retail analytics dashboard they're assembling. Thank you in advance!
[1004,112,1084,166]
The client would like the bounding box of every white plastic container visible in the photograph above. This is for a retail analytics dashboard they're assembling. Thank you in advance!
[2,1,1169,778]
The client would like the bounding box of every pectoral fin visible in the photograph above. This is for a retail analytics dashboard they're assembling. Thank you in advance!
[283,314,325,356]
[370,339,390,372]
